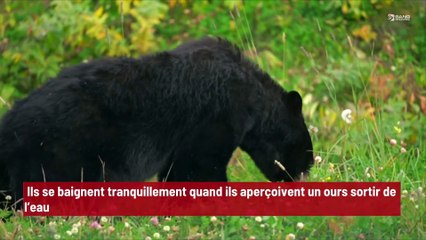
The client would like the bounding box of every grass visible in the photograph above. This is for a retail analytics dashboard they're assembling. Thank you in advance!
[1,121,425,239]
[1,1,425,239]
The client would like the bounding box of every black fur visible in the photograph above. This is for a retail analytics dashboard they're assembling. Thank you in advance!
[0,37,313,202]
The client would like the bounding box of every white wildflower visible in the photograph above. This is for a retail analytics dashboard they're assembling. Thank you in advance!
[72,222,81,228]
[309,125,319,133]
[314,156,322,163]
[71,227,78,234]
[364,167,371,178]
[296,222,304,229]
[286,233,296,240]
[100,216,108,223]
[153,233,161,239]
[341,109,353,124]
[255,216,262,223]
[163,225,170,232]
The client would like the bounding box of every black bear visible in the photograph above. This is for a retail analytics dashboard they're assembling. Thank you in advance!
[0,37,313,203]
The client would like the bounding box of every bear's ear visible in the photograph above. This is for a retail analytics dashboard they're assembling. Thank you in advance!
[285,91,303,114]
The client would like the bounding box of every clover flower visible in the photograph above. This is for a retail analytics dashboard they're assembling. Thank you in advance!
[72,222,81,228]
[286,233,296,240]
[341,109,352,124]
[314,156,322,164]
[71,227,78,234]
[163,225,171,232]
[151,217,159,226]
[90,221,102,229]
[100,217,108,223]
[153,233,161,239]
[309,125,319,133]
[124,222,131,228]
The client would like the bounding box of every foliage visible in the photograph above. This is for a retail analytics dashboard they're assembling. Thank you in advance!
[0,0,425,239]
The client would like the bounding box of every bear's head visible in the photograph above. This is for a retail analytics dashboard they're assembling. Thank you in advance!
[241,90,313,182]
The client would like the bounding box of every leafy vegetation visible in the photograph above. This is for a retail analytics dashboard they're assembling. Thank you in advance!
[1,0,425,239]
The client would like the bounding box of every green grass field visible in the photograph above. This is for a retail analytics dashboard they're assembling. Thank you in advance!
[1,0,425,239]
